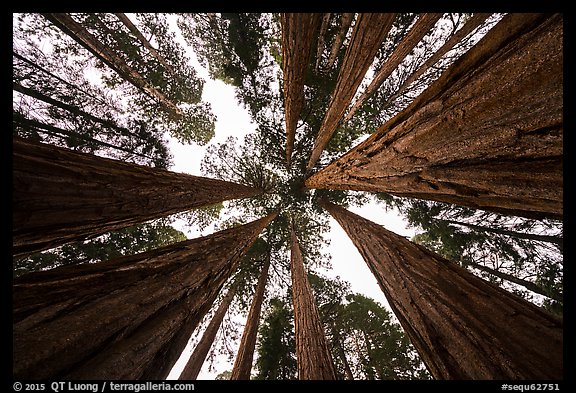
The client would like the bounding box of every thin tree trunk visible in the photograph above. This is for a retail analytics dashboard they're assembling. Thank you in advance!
[466,260,562,303]
[114,13,177,76]
[13,137,262,257]
[331,323,354,380]
[41,13,184,119]
[306,13,396,171]
[384,13,493,107]
[314,13,331,72]
[324,13,355,70]
[441,218,563,252]
[179,286,237,380]
[230,253,271,380]
[13,50,115,111]
[320,199,562,379]
[13,113,156,161]
[280,13,323,168]
[344,13,443,123]
[290,223,337,380]
[307,14,563,221]
[13,213,277,380]
[13,81,145,141]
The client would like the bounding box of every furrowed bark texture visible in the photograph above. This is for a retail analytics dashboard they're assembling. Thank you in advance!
[315,13,332,72]
[307,14,563,220]
[307,13,396,171]
[320,200,563,379]
[344,13,443,123]
[290,226,337,380]
[179,286,237,380]
[13,137,261,257]
[42,13,184,118]
[230,255,271,380]
[281,13,323,168]
[385,13,493,106]
[13,213,277,380]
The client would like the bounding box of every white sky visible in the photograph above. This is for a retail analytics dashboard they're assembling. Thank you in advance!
[164,69,417,380]
[161,15,419,379]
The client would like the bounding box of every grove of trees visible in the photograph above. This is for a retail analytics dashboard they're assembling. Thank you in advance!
[13,12,562,381]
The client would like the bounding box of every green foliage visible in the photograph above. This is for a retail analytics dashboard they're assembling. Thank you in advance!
[254,274,430,380]
[13,220,187,277]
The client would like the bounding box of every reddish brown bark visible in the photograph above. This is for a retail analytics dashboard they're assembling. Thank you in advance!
[320,199,562,379]
[307,14,563,221]
[290,225,337,380]
[344,13,443,123]
[307,13,396,171]
[280,13,323,168]
[230,255,271,380]
[179,286,237,380]
[13,137,261,257]
[13,213,277,380]
[42,13,184,119]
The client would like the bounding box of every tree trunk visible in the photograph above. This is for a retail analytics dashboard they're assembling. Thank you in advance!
[441,218,563,252]
[384,13,493,106]
[306,13,396,171]
[13,213,277,380]
[13,137,261,257]
[280,13,323,168]
[114,13,177,76]
[320,199,562,379]
[466,260,563,303]
[331,323,354,380]
[314,13,331,72]
[344,13,443,123]
[179,286,237,380]
[230,253,271,380]
[41,13,184,119]
[13,112,157,163]
[307,14,563,221]
[13,80,145,141]
[290,224,337,380]
[325,13,355,70]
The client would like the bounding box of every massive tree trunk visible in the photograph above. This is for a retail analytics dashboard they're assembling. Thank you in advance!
[320,199,562,379]
[230,254,271,380]
[290,224,337,380]
[306,13,396,171]
[325,13,355,70]
[280,13,323,168]
[114,13,177,76]
[13,213,277,380]
[307,14,563,221]
[179,286,237,380]
[41,13,184,119]
[13,137,261,257]
[384,13,493,106]
[344,13,443,123]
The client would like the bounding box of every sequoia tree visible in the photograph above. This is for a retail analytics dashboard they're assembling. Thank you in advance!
[307,13,563,221]
[230,253,271,379]
[13,137,262,257]
[290,223,337,380]
[306,13,396,171]
[13,213,277,379]
[320,199,562,379]
[179,286,237,380]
